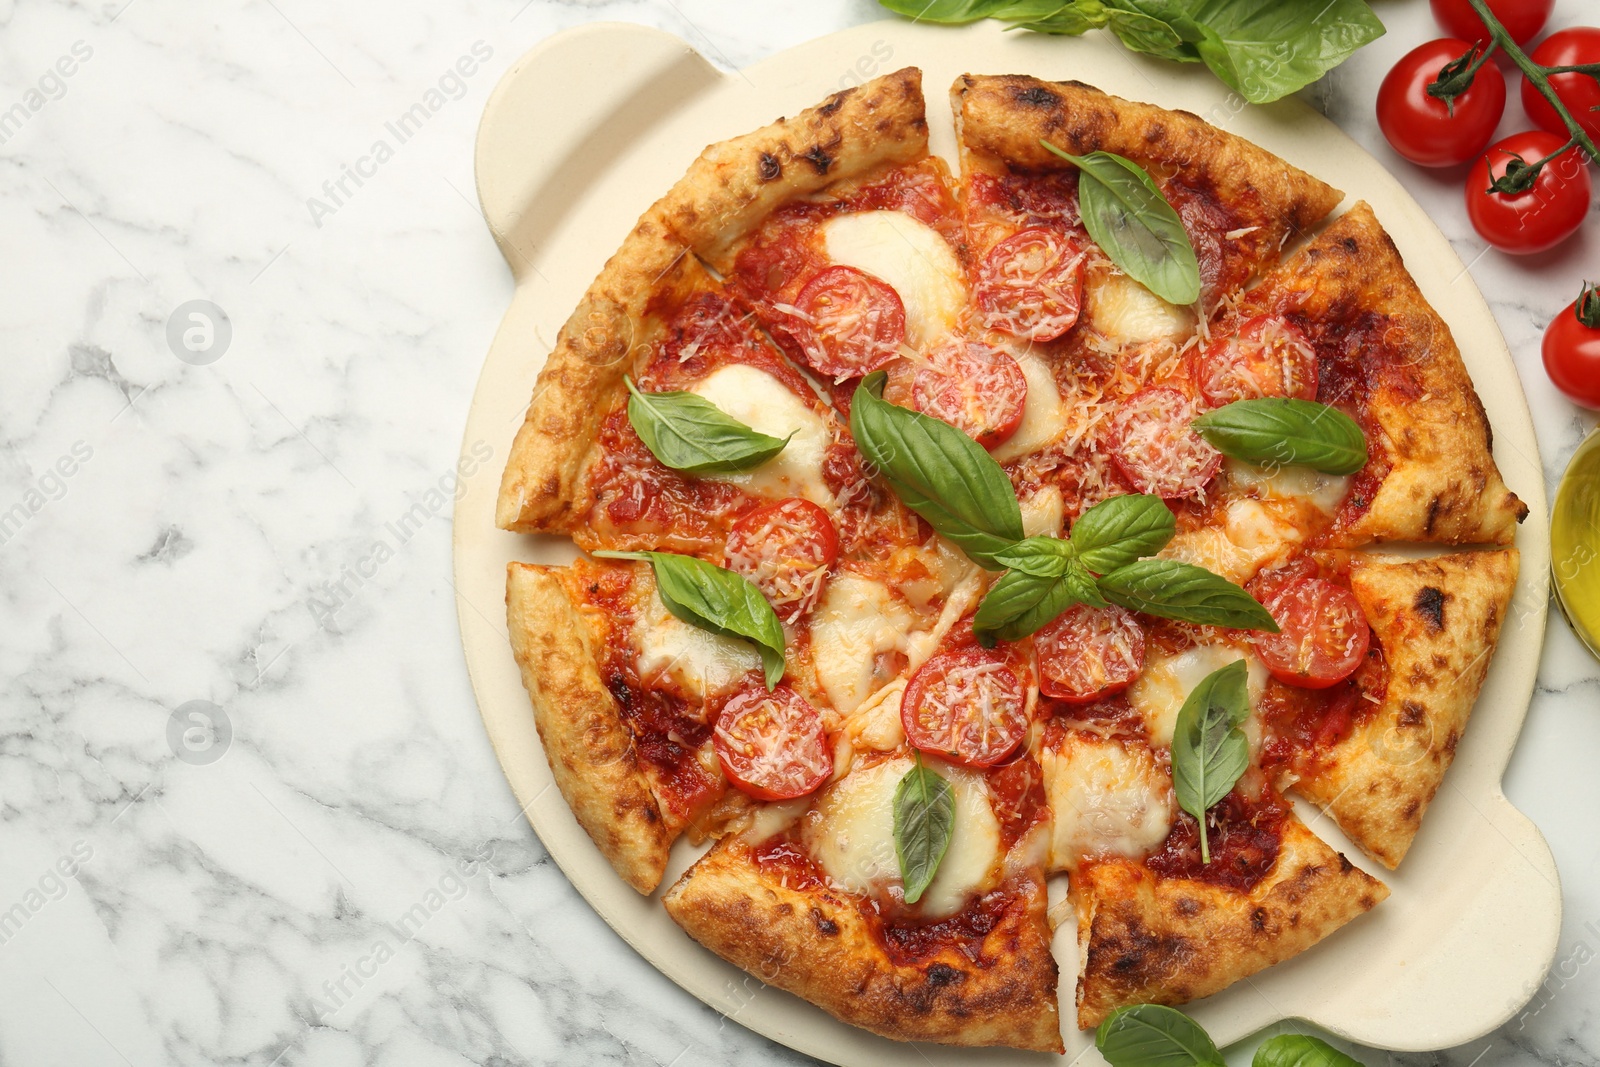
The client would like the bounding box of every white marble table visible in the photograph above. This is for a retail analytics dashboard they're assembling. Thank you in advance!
[1,1,1596,1064]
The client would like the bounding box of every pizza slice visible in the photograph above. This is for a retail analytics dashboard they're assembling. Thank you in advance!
[1041,707,1387,1028]
[1230,202,1528,547]
[951,74,1344,320]
[1255,548,1520,869]
[663,750,1064,1053]
[497,67,931,540]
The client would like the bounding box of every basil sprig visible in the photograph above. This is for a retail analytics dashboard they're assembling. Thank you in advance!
[971,494,1275,645]
[624,375,791,475]
[876,0,1384,105]
[594,550,785,689]
[1095,1002,1368,1067]
[849,371,1024,569]
[1040,143,1201,306]
[893,755,955,905]
[1192,399,1368,475]
[1098,559,1279,632]
[1096,1003,1226,1067]
[1171,660,1251,864]
[1253,1035,1367,1067]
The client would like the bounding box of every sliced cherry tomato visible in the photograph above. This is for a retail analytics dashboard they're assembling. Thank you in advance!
[902,646,1029,767]
[1430,0,1551,46]
[713,685,832,801]
[1466,131,1592,255]
[1196,315,1320,407]
[725,498,839,621]
[1377,38,1506,168]
[1543,283,1600,409]
[1108,386,1221,500]
[1523,28,1600,143]
[974,227,1087,342]
[793,265,906,378]
[907,342,1029,449]
[1034,603,1146,703]
[1250,577,1372,690]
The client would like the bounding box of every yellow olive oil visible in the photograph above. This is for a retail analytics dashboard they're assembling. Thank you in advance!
[1551,426,1600,660]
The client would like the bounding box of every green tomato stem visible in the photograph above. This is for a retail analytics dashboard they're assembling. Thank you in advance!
[1464,0,1600,167]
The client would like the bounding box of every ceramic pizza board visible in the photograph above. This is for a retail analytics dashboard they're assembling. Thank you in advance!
[452,18,1558,1063]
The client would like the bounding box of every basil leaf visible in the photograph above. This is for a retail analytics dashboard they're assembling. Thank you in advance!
[1096,1003,1225,1067]
[1253,1035,1367,1067]
[1171,659,1250,864]
[974,555,1105,645]
[849,372,1024,569]
[624,376,791,475]
[1191,399,1367,476]
[1039,143,1201,306]
[1188,0,1385,105]
[1104,6,1192,60]
[1098,559,1278,632]
[1068,493,1176,575]
[1012,2,1106,34]
[874,0,1039,21]
[894,755,955,905]
[594,550,785,689]
[993,535,1076,578]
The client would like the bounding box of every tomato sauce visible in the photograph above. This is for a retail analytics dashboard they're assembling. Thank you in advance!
[985,755,1048,849]
[875,887,1019,966]
[1258,648,1387,775]
[1144,787,1288,892]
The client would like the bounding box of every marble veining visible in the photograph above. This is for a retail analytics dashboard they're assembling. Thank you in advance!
[0,1,1595,1065]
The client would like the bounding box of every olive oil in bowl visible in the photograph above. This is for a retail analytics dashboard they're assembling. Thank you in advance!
[1552,426,1600,660]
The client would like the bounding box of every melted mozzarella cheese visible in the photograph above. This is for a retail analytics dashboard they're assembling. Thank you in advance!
[1043,734,1173,870]
[737,796,811,845]
[1088,272,1196,345]
[1127,644,1268,748]
[633,588,761,701]
[802,757,1001,918]
[689,364,834,507]
[1159,499,1303,585]
[1227,458,1353,515]
[849,679,907,753]
[821,211,966,349]
[1019,485,1066,539]
[810,572,915,715]
[990,353,1067,464]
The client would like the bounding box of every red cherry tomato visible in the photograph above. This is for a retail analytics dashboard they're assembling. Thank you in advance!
[1196,315,1320,407]
[907,342,1029,450]
[1108,386,1221,500]
[1034,603,1146,703]
[974,227,1087,342]
[1250,577,1372,689]
[1523,28,1600,143]
[794,265,906,378]
[902,646,1029,767]
[1466,132,1592,254]
[725,498,839,622]
[713,685,832,801]
[1543,283,1600,409]
[1377,38,1507,167]
[1430,0,1552,46]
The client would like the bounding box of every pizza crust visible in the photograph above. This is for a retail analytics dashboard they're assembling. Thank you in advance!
[663,838,1065,1053]
[1074,814,1387,1028]
[1240,203,1527,546]
[1293,548,1520,869]
[496,68,929,532]
[506,562,672,894]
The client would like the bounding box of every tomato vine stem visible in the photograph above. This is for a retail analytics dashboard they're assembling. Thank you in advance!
[1464,0,1600,170]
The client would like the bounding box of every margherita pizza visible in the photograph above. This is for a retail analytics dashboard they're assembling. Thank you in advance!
[496,69,1524,1051]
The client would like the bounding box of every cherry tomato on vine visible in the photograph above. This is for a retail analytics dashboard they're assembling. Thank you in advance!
[1378,39,1507,167]
[1543,283,1600,409]
[1465,131,1592,254]
[1430,0,1552,46]
[1523,28,1600,143]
